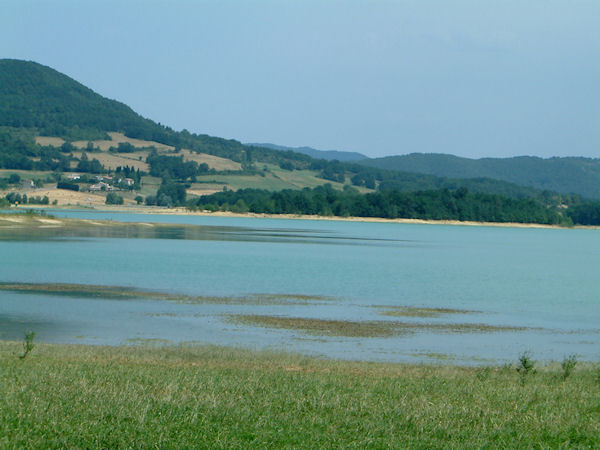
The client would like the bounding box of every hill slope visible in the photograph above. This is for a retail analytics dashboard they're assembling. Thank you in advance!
[359,153,600,199]
[0,59,293,165]
[0,59,582,204]
[246,143,367,162]
[0,59,158,140]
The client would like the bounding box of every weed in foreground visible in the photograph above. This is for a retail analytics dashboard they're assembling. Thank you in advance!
[516,351,536,384]
[19,331,35,360]
[561,354,578,380]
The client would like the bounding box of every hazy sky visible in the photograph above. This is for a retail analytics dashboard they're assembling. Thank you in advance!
[1,1,598,158]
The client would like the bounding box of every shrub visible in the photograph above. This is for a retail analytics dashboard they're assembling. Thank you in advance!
[516,352,536,384]
[561,354,578,380]
[19,331,35,360]
[57,181,79,191]
[105,192,124,205]
[8,173,21,184]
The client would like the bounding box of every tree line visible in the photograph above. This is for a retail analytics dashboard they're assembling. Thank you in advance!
[188,184,570,225]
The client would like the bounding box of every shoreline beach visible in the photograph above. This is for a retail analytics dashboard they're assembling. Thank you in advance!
[9,204,598,230]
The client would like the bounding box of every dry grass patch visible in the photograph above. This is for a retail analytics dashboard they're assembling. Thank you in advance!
[71,151,149,171]
[35,136,65,146]
[17,188,117,206]
[178,149,241,171]
[72,132,173,151]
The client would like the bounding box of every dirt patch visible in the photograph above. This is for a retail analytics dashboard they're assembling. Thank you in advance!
[186,188,223,197]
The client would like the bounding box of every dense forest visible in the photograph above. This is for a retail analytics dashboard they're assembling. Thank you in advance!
[189,184,569,225]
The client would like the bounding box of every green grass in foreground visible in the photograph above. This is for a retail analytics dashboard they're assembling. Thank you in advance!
[1,342,599,447]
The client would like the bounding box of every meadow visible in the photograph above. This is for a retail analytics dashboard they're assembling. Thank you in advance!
[1,341,599,447]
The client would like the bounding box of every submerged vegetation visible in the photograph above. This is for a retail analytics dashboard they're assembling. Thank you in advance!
[0,282,331,306]
[229,314,527,338]
[378,305,478,318]
[1,341,599,447]
[230,315,406,337]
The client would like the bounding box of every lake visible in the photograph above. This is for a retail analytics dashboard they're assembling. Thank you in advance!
[1,209,598,365]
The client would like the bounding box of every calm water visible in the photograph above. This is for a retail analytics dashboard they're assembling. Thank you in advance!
[1,210,598,365]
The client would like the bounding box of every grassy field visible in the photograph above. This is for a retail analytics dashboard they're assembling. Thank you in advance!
[1,341,598,447]
[8,135,373,205]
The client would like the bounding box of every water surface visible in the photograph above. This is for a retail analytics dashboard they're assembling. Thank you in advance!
[1,210,598,365]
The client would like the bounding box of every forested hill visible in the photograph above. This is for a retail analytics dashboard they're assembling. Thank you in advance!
[0,59,566,200]
[0,59,158,140]
[0,59,310,165]
[359,153,600,199]
[246,143,367,162]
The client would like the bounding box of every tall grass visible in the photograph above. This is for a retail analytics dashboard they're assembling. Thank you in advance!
[1,341,599,447]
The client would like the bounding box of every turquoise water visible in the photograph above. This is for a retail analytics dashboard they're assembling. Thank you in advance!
[1,210,598,364]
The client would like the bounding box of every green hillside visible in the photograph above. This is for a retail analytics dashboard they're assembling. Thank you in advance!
[0,59,559,200]
[0,59,308,166]
[359,153,600,199]
[0,59,153,140]
[0,58,590,226]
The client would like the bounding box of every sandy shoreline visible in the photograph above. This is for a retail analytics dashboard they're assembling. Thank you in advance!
[8,204,598,230]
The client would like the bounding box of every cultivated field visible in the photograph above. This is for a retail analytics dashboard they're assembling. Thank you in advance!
[37,132,241,172]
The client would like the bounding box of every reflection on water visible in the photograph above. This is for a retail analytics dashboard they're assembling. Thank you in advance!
[0,221,411,247]
[0,314,61,341]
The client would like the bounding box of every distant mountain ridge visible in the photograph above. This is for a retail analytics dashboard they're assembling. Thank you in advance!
[246,143,367,162]
[359,153,600,199]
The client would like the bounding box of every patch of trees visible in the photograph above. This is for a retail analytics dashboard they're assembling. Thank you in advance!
[56,181,79,191]
[0,129,71,171]
[190,184,568,225]
[114,165,143,189]
[109,142,136,153]
[4,193,49,205]
[75,152,104,173]
[145,181,187,207]
[565,202,600,225]
[147,152,209,181]
[105,192,124,205]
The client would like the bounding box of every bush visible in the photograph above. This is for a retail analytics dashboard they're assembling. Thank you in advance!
[57,181,79,191]
[516,352,536,384]
[8,173,21,184]
[19,331,35,360]
[561,354,578,380]
[105,192,124,205]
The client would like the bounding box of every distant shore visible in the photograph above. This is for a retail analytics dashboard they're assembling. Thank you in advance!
[8,204,599,230]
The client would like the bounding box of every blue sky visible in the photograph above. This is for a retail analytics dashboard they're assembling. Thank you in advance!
[1,0,598,158]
